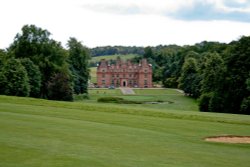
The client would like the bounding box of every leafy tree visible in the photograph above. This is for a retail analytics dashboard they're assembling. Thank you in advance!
[201,52,225,93]
[143,47,154,59]
[178,57,201,98]
[47,71,73,101]
[0,50,7,94]
[67,37,90,94]
[20,58,41,97]
[8,24,68,98]
[1,58,30,96]
[223,36,250,114]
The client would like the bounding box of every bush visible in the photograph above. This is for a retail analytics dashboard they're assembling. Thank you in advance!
[199,93,213,112]
[47,72,73,101]
[240,96,250,114]
[74,93,89,101]
[97,97,142,104]
[97,97,124,103]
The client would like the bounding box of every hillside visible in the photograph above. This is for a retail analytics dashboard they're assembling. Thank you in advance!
[0,94,250,167]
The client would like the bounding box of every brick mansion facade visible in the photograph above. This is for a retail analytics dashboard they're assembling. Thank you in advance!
[97,59,152,88]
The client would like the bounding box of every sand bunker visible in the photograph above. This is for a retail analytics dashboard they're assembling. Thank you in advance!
[205,135,250,144]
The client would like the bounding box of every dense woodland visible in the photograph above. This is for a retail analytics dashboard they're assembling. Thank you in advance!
[131,39,250,115]
[0,24,249,114]
[0,25,90,101]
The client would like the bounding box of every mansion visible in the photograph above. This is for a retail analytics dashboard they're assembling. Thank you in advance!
[97,58,152,88]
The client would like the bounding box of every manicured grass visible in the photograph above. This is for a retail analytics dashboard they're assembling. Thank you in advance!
[0,95,250,167]
[86,88,198,111]
[133,88,182,95]
[90,67,97,83]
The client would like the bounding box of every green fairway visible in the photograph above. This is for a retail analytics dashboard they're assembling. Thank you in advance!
[0,95,250,167]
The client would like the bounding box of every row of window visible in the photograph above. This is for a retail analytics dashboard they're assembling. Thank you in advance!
[101,69,149,73]
[102,74,148,78]
[101,80,148,85]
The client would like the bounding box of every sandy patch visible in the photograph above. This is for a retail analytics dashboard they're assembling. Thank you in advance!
[205,135,250,144]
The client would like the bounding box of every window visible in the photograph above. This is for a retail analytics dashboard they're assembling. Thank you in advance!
[145,74,148,78]
[144,80,147,85]
[102,80,105,84]
[129,80,132,85]
[102,74,105,78]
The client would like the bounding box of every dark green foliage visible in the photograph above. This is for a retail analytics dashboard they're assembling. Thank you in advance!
[97,97,142,104]
[91,46,144,56]
[20,58,41,97]
[240,96,250,113]
[47,72,73,101]
[208,92,225,113]
[199,93,213,112]
[67,37,90,94]
[143,47,154,59]
[221,36,250,114]
[8,24,69,98]
[201,52,225,93]
[163,77,178,88]
[178,57,201,98]
[0,58,30,96]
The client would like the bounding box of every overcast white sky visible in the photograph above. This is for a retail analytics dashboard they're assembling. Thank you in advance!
[1,0,250,48]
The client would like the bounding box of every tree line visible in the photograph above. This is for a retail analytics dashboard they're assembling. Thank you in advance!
[0,25,90,101]
[133,39,250,114]
[91,46,145,57]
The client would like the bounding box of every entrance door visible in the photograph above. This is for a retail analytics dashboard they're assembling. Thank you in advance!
[123,81,126,87]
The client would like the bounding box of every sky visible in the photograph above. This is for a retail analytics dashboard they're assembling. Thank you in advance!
[1,0,250,48]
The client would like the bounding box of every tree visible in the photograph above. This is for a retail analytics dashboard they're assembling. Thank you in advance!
[0,50,7,94]
[8,24,68,98]
[0,58,30,96]
[67,37,90,94]
[222,36,250,114]
[20,58,41,97]
[178,57,201,98]
[47,71,73,101]
[143,47,154,59]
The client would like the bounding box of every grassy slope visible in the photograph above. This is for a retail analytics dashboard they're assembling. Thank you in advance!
[91,54,138,62]
[0,95,250,167]
[90,67,97,83]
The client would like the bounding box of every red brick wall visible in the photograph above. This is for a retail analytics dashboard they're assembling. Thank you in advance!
[97,59,152,88]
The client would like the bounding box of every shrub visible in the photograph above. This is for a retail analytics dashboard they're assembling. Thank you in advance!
[240,96,250,114]
[97,97,124,103]
[47,72,73,101]
[199,92,213,112]
[97,97,142,104]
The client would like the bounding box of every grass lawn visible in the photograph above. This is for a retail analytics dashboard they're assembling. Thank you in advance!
[86,88,198,111]
[0,95,250,167]
[91,54,138,63]
[90,67,97,84]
